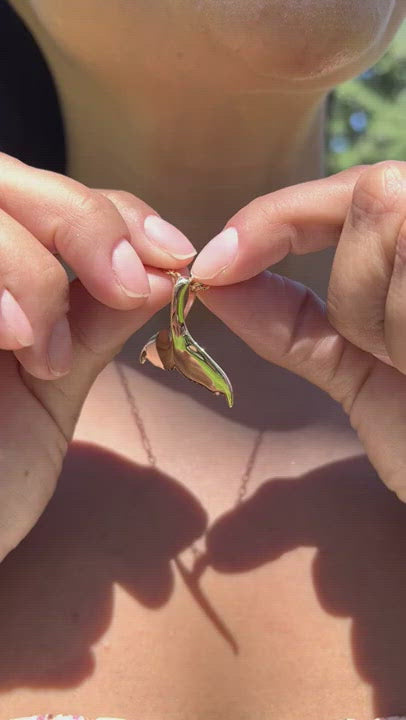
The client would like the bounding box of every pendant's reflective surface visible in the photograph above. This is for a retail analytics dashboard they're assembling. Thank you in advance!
[140,275,234,408]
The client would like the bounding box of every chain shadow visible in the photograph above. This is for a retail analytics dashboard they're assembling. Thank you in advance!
[1,443,406,720]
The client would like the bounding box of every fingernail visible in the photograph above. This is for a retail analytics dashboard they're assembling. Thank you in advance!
[384,164,403,199]
[112,239,150,297]
[47,315,73,376]
[191,227,239,280]
[0,288,35,346]
[143,215,197,260]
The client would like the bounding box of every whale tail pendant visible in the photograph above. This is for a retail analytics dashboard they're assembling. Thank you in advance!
[139,275,234,408]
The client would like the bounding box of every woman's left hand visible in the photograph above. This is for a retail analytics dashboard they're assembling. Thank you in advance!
[191,161,406,501]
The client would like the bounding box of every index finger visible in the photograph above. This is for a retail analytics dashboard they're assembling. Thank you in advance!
[191,164,370,285]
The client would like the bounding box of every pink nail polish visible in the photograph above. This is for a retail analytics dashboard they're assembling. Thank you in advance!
[47,315,73,377]
[144,215,196,260]
[112,239,150,297]
[191,226,239,280]
[0,288,35,346]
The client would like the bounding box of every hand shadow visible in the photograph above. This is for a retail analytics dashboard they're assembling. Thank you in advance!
[205,453,406,718]
[1,444,406,720]
[0,440,207,690]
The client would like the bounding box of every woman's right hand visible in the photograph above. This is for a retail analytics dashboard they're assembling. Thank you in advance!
[0,151,196,563]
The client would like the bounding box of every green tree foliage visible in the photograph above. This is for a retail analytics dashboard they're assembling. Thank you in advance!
[326,21,406,174]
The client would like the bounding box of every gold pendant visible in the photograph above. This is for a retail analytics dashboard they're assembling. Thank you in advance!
[139,274,234,408]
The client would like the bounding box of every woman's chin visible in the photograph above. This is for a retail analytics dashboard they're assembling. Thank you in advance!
[194,0,400,88]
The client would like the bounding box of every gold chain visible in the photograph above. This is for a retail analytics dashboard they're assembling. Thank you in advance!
[114,270,264,556]
[165,269,210,294]
[115,360,158,468]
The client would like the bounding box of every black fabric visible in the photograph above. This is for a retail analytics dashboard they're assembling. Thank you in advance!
[0,0,66,173]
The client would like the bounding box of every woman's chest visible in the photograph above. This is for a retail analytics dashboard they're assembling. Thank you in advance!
[61,362,406,716]
[2,362,406,720]
[73,357,367,523]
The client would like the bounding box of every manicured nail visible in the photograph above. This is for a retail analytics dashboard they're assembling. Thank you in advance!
[0,288,35,346]
[47,315,73,377]
[191,227,239,280]
[112,239,150,297]
[143,215,196,260]
[384,164,403,199]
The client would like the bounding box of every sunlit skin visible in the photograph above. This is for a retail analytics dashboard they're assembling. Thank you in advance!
[1,1,406,719]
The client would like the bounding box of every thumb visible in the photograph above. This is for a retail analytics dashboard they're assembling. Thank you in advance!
[22,268,173,444]
[68,266,172,373]
[199,271,406,501]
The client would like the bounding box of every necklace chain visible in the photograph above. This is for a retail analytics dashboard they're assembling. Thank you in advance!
[114,360,264,514]
[114,270,264,553]
[115,359,158,468]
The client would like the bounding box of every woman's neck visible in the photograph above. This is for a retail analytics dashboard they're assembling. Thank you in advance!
[17,4,327,231]
[54,53,330,285]
[61,68,328,249]
[10,0,331,286]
